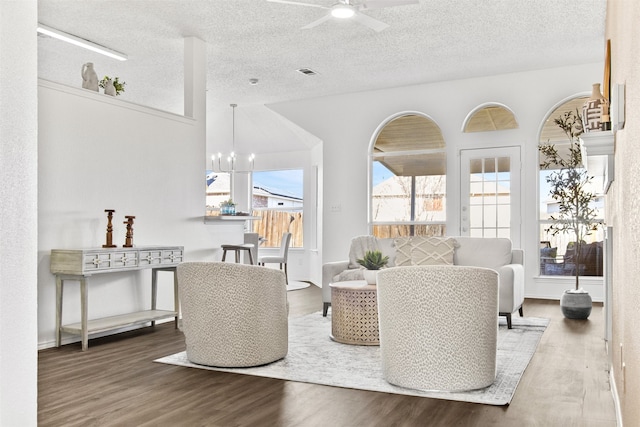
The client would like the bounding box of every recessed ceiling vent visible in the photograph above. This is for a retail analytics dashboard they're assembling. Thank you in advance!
[296,68,318,76]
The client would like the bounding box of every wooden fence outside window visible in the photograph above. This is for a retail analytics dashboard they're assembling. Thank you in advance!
[252,210,303,248]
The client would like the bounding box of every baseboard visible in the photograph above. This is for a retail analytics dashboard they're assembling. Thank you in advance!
[610,365,623,427]
[38,317,176,351]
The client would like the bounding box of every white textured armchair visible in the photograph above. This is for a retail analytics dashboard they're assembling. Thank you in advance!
[377,265,499,392]
[177,262,288,368]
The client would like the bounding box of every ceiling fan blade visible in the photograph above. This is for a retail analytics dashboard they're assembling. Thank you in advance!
[358,0,419,10]
[267,0,328,9]
[301,13,332,29]
[352,12,389,32]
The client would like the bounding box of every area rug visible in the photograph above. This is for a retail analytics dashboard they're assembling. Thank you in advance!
[286,280,310,291]
[155,312,548,406]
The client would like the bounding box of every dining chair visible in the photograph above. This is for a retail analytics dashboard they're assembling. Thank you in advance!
[259,232,292,284]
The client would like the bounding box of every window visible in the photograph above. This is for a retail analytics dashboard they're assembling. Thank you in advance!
[370,114,446,238]
[252,169,303,248]
[463,104,518,132]
[468,156,512,238]
[538,97,604,277]
[205,171,231,216]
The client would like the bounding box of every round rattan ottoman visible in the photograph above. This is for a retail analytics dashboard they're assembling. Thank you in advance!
[329,280,379,345]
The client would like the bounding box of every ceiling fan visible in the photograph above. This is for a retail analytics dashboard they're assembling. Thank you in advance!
[266,0,419,32]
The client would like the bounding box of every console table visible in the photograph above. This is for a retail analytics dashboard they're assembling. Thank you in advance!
[50,246,183,351]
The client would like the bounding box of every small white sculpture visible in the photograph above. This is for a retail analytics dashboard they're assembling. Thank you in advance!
[103,79,116,96]
[81,62,99,92]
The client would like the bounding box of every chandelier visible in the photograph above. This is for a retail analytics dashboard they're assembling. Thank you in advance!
[211,104,255,173]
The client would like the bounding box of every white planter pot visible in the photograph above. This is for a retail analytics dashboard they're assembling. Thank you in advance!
[363,269,377,285]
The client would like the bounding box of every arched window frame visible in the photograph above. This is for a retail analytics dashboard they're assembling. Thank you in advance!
[461,102,519,133]
[368,111,447,238]
[537,94,605,278]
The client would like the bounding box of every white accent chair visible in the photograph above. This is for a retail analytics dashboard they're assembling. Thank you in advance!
[377,265,499,392]
[259,232,292,284]
[177,262,288,368]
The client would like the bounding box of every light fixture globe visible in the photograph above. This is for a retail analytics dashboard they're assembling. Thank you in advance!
[331,4,355,19]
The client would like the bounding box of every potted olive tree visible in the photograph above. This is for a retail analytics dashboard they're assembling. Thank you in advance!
[357,250,389,285]
[539,109,602,319]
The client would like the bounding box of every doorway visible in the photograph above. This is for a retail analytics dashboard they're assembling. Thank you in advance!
[460,147,521,246]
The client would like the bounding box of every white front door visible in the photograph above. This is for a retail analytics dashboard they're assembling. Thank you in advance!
[460,147,521,247]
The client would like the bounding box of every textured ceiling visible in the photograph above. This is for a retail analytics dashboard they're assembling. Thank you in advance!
[37,0,607,153]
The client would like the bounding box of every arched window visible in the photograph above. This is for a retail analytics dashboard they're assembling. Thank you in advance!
[538,96,604,277]
[463,104,518,132]
[370,113,446,238]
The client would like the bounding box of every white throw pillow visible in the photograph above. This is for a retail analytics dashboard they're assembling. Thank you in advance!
[348,235,379,269]
[411,236,458,266]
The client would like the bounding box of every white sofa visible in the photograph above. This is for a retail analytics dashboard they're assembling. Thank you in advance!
[322,236,525,328]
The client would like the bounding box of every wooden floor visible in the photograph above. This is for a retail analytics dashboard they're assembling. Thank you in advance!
[38,285,617,427]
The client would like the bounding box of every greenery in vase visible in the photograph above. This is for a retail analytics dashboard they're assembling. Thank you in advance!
[219,198,236,215]
[356,250,389,270]
[538,109,602,290]
[99,76,126,95]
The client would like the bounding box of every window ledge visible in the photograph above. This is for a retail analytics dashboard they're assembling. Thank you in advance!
[532,275,604,302]
[204,215,261,223]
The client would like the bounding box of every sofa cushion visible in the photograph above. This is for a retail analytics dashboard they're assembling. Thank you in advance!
[411,236,458,265]
[453,237,512,270]
[394,237,413,266]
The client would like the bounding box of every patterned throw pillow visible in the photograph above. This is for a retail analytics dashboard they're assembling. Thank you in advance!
[411,237,458,266]
[394,237,413,267]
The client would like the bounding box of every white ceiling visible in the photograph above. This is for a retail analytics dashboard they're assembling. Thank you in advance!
[37,0,607,154]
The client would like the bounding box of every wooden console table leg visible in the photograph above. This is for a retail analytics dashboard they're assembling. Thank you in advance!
[149,267,179,328]
[151,268,158,327]
[80,277,88,351]
[173,268,179,329]
[55,276,63,347]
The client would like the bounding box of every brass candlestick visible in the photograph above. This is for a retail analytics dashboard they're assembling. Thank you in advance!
[123,215,136,247]
[102,209,117,248]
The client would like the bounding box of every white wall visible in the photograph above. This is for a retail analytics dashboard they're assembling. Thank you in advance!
[36,82,322,348]
[269,63,604,301]
[309,142,323,285]
[606,0,640,422]
[37,80,235,348]
[0,1,38,424]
